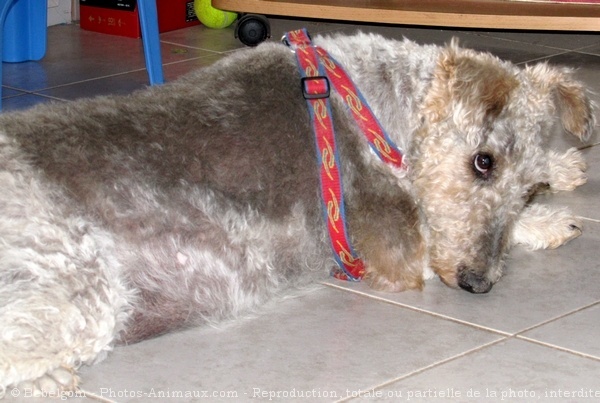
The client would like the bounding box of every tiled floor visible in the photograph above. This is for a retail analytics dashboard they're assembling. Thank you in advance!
[2,17,600,403]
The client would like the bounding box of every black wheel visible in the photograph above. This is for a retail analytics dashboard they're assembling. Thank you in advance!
[235,14,271,47]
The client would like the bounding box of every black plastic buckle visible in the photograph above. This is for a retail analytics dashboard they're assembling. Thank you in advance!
[301,76,330,100]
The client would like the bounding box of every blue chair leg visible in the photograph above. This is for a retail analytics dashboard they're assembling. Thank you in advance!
[0,0,17,110]
[138,0,164,85]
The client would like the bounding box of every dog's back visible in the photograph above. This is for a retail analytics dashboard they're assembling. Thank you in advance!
[1,43,319,222]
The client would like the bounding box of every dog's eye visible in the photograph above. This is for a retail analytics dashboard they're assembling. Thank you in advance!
[473,153,494,178]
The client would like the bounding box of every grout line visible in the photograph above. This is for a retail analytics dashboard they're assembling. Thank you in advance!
[515,50,572,66]
[571,43,600,57]
[321,281,513,337]
[337,333,600,403]
[30,93,72,103]
[9,69,150,94]
[512,300,600,336]
[1,91,69,104]
[472,31,598,54]
[160,40,235,55]
[323,285,600,362]
[508,301,600,361]
[515,335,600,362]
[326,287,600,402]
[160,40,219,51]
[78,390,118,403]
[161,55,222,67]
[334,338,508,403]
[5,54,227,97]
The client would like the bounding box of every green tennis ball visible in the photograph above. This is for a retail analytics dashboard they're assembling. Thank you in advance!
[194,0,237,29]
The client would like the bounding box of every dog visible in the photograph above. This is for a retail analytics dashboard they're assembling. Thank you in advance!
[0,31,594,396]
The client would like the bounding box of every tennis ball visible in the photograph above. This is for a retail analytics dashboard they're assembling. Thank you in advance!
[194,0,237,29]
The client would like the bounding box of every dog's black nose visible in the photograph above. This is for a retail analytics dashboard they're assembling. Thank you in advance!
[458,271,493,294]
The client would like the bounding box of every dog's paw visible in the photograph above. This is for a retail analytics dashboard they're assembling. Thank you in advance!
[14,367,79,399]
[512,204,582,250]
[364,266,424,292]
[365,273,410,292]
[547,148,587,192]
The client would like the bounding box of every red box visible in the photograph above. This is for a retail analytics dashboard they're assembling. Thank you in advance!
[80,0,200,38]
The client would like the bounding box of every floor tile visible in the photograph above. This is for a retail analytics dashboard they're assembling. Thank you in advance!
[477,30,600,51]
[567,42,600,57]
[370,338,600,403]
[0,87,25,98]
[38,54,223,101]
[519,303,600,359]
[77,287,500,402]
[2,25,213,92]
[160,24,243,53]
[324,220,600,335]
[0,93,64,112]
[36,70,151,101]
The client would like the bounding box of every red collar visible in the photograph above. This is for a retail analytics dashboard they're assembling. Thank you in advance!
[284,29,404,281]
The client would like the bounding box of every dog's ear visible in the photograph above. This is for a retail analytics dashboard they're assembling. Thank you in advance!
[423,39,518,129]
[525,63,595,141]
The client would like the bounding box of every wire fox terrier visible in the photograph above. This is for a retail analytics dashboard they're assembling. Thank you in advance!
[0,31,595,396]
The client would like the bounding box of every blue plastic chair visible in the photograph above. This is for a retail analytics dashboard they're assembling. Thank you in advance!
[0,0,164,110]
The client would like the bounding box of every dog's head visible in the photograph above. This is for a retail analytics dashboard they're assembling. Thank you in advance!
[410,41,595,293]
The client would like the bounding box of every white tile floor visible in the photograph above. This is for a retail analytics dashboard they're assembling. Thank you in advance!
[2,17,599,403]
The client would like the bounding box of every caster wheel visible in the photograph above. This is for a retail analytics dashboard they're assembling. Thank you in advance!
[235,14,271,46]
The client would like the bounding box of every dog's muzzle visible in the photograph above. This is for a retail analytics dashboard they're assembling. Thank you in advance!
[457,269,493,294]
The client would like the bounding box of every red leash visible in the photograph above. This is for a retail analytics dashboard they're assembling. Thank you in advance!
[283,29,404,281]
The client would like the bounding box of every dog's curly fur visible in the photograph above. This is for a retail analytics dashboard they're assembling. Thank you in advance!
[0,32,595,396]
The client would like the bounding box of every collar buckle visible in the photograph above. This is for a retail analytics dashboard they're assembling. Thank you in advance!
[301,76,330,100]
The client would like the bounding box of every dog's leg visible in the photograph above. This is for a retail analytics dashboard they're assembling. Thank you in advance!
[0,218,130,397]
[512,148,587,250]
[511,204,582,250]
[348,187,426,292]
[546,147,587,192]
[0,139,130,396]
